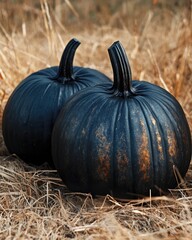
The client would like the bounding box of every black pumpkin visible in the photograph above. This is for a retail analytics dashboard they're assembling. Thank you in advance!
[2,38,111,166]
[52,41,191,197]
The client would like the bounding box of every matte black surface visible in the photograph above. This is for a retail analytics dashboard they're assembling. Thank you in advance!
[52,41,191,198]
[2,39,111,166]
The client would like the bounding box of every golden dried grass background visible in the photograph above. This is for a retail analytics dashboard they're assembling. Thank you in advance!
[0,0,192,239]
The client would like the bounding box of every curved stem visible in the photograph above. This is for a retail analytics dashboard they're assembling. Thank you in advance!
[108,41,133,97]
[57,38,80,81]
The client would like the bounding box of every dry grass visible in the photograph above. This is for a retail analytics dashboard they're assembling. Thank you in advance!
[0,0,192,239]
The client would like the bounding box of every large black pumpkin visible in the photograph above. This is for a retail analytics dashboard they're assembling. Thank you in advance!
[52,41,191,197]
[2,38,111,166]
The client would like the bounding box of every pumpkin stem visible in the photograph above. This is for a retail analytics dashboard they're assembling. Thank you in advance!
[57,38,81,81]
[108,41,134,97]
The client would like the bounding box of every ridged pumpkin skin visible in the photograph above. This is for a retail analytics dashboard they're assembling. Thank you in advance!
[2,39,111,166]
[52,41,191,198]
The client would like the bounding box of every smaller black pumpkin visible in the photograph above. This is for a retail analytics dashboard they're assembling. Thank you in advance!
[2,38,111,166]
[52,41,191,198]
